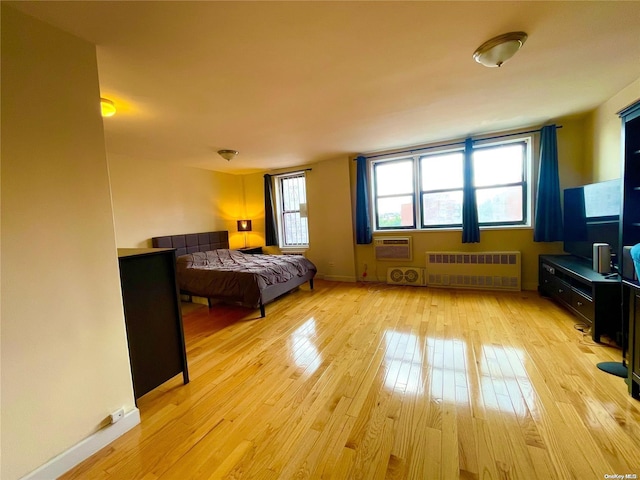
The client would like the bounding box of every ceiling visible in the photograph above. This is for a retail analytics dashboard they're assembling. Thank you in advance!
[9,1,640,174]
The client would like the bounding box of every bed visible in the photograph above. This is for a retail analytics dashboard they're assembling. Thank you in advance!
[152,231,316,317]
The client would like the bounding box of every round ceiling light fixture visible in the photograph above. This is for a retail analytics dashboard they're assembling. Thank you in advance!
[473,31,528,67]
[100,97,116,117]
[217,149,239,161]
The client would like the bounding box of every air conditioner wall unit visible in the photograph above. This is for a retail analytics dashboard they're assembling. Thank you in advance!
[387,267,426,286]
[374,236,412,261]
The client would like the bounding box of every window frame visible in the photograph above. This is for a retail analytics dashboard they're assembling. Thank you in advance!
[274,172,309,248]
[372,158,416,230]
[470,139,528,228]
[418,148,464,229]
[371,135,532,232]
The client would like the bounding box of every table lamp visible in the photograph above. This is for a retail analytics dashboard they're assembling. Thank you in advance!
[237,220,252,248]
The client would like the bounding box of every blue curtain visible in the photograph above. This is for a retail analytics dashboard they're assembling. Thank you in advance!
[534,125,563,242]
[462,138,480,243]
[356,156,373,244]
[264,174,279,246]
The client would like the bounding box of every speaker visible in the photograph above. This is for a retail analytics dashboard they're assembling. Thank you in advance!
[593,243,611,273]
[622,245,636,280]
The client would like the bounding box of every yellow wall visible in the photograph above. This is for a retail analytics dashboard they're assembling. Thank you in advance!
[108,155,247,248]
[1,8,135,479]
[108,79,638,289]
[253,158,357,281]
[587,78,640,182]
[239,172,267,249]
[349,116,589,291]
[234,118,591,290]
[306,157,356,281]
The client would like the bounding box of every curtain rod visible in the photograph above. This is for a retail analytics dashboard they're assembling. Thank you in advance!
[269,167,312,175]
[356,125,563,160]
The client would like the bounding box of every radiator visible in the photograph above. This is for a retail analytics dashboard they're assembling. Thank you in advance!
[425,251,521,291]
[374,237,412,261]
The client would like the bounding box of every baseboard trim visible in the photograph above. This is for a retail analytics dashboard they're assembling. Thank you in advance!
[21,408,140,480]
[321,275,357,282]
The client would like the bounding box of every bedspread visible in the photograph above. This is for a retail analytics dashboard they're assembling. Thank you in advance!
[176,249,316,308]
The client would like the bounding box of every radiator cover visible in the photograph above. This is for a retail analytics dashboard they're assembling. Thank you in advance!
[426,251,521,291]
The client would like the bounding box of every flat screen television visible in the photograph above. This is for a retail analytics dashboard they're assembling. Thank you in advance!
[563,179,621,268]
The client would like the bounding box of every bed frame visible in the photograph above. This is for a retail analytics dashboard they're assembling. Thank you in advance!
[151,230,314,317]
[152,231,230,257]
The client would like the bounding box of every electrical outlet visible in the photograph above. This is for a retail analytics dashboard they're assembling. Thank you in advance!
[110,407,125,424]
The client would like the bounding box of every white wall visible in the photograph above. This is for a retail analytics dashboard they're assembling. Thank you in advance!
[1,7,135,479]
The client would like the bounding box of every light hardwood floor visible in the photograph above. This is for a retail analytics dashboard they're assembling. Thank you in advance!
[62,280,640,479]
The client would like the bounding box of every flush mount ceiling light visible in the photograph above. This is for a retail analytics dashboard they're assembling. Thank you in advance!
[217,149,239,161]
[100,97,116,117]
[473,31,528,67]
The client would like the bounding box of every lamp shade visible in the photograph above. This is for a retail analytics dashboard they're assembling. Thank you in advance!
[237,219,252,232]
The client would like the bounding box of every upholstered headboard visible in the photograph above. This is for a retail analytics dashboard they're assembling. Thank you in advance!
[152,231,229,257]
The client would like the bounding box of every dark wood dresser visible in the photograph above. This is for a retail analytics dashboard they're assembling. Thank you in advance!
[118,248,189,400]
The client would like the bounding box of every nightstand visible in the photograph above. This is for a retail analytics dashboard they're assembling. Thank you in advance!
[236,246,263,255]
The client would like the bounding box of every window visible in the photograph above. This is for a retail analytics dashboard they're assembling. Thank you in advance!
[472,142,526,225]
[420,151,464,227]
[275,172,309,247]
[373,136,530,231]
[373,159,415,229]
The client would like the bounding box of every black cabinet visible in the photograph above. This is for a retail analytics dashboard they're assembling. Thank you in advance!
[118,248,189,399]
[620,100,640,279]
[634,290,640,398]
[539,254,621,343]
[623,281,640,399]
[620,100,640,399]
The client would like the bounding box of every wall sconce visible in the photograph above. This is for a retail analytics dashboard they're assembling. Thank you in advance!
[237,219,252,248]
[100,97,116,117]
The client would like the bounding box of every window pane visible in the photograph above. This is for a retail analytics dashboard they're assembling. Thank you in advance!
[283,212,309,245]
[422,191,463,226]
[278,174,309,247]
[421,152,463,190]
[477,186,523,223]
[377,196,414,228]
[281,175,306,210]
[473,144,523,187]
[375,161,413,196]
